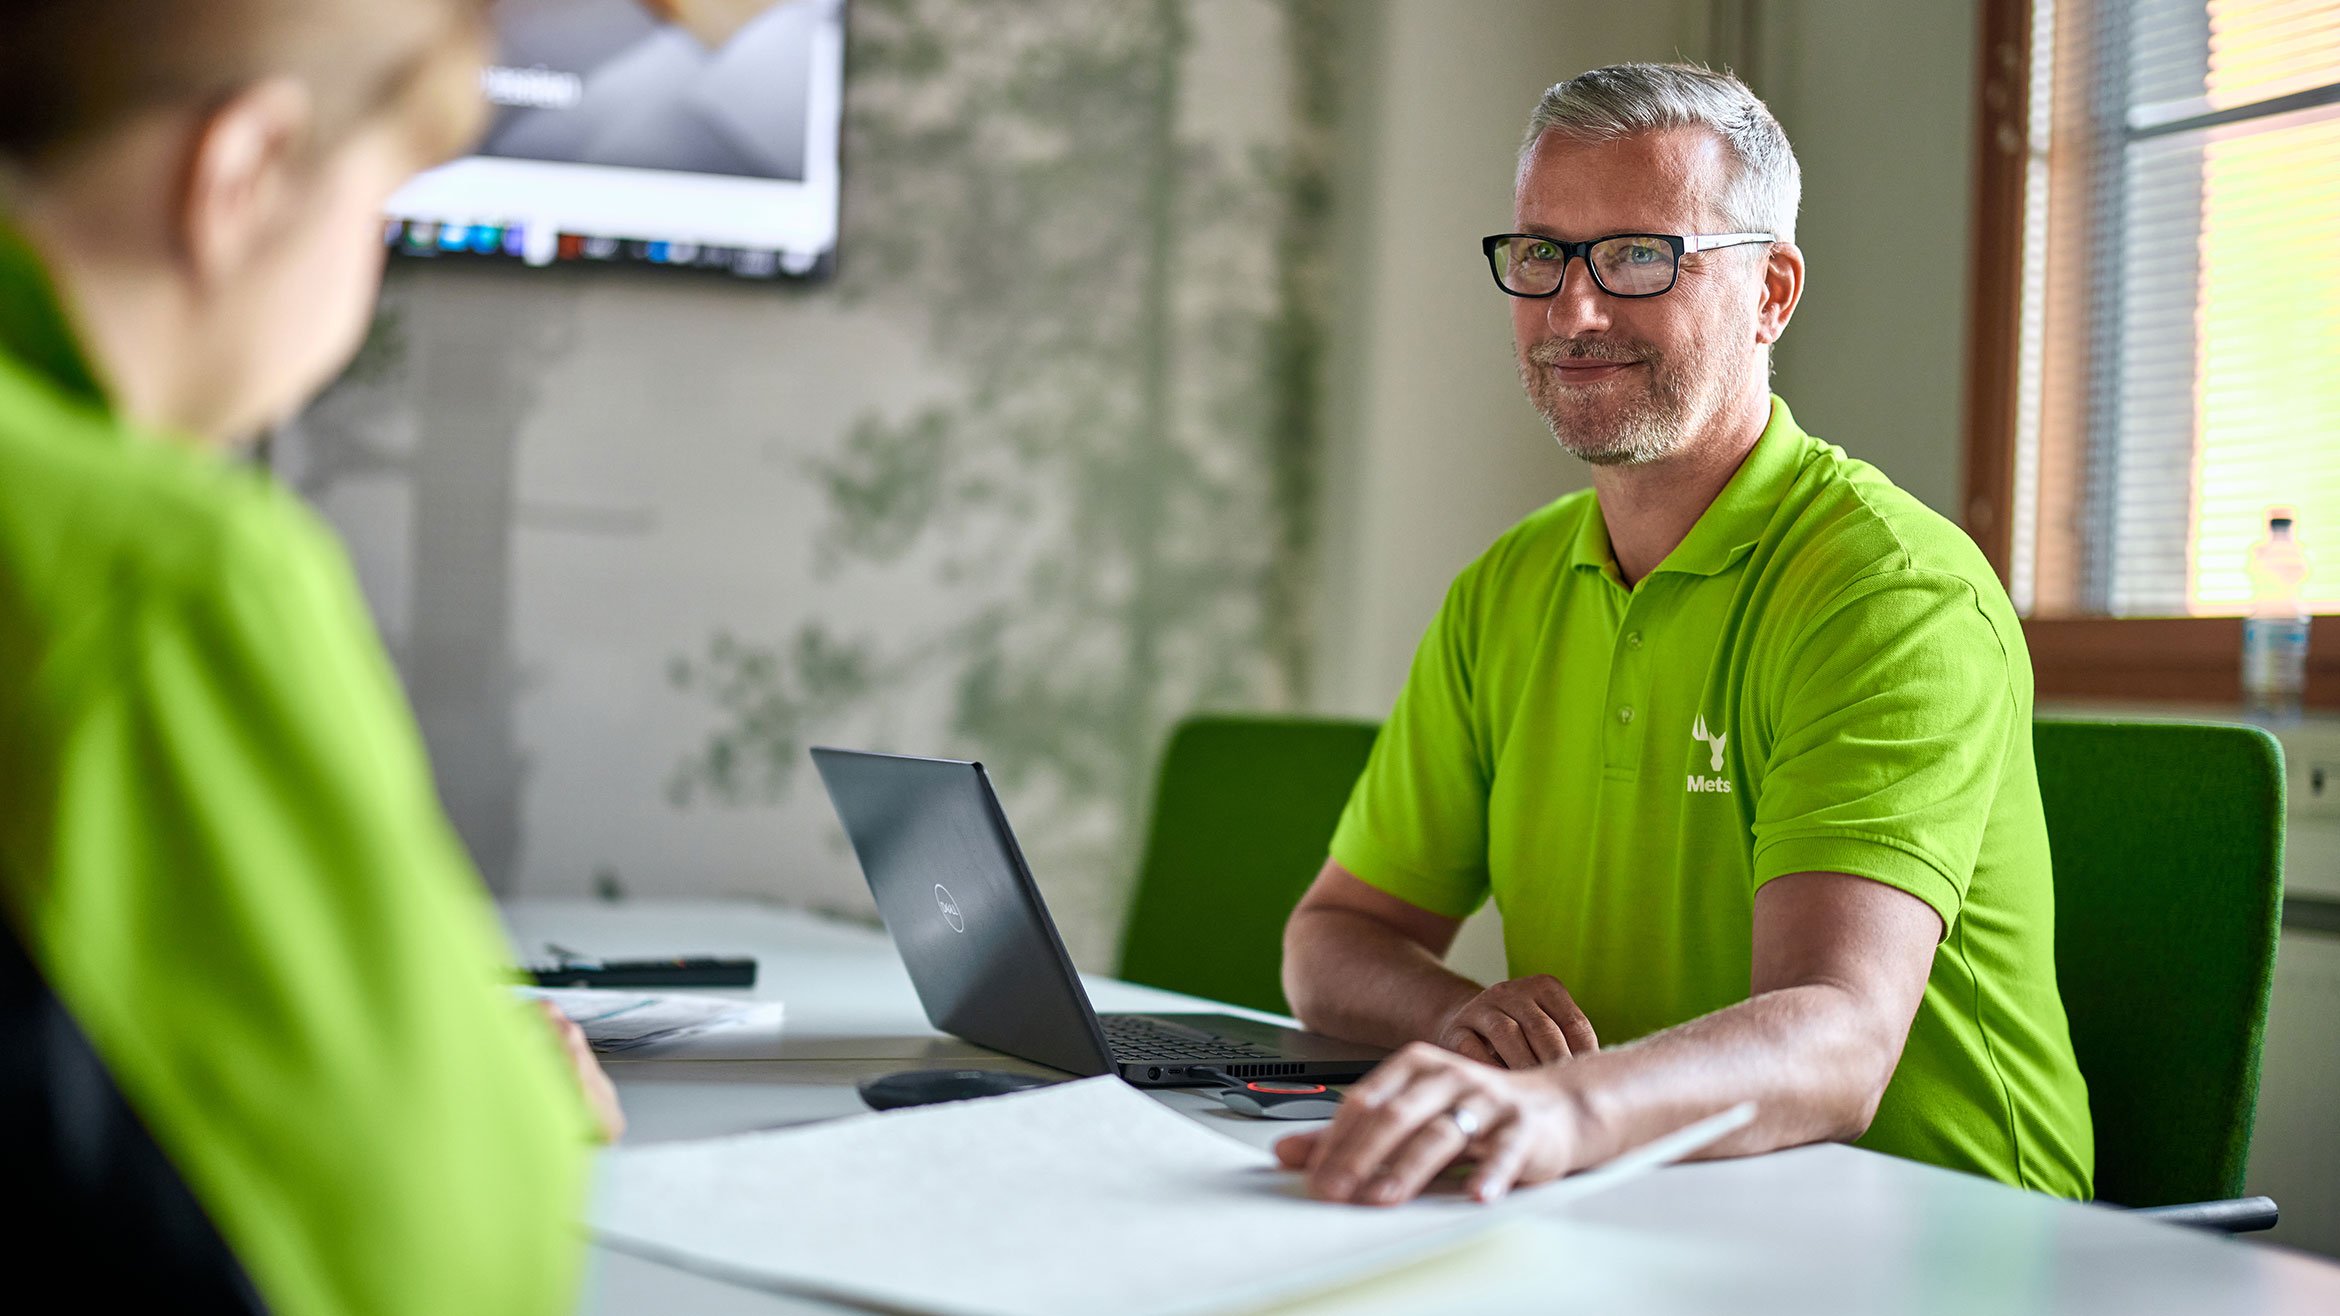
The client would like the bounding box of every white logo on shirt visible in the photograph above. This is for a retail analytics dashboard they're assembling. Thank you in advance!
[1690,714,1728,772]
[1687,714,1731,793]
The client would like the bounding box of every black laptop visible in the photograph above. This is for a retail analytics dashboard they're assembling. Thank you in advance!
[811,747,1388,1086]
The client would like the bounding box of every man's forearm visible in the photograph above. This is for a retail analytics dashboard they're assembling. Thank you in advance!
[1282,906,1483,1049]
[1550,982,1905,1166]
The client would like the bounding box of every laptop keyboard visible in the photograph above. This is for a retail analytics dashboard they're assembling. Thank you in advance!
[1100,1015,1278,1062]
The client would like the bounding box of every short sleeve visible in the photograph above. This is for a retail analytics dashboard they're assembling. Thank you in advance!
[18,495,592,1316]
[1328,570,1495,919]
[1749,568,2021,935]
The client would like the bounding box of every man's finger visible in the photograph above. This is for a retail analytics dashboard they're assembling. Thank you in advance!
[1345,1042,1437,1107]
[1452,1031,1499,1067]
[1474,1010,1537,1070]
[1360,1104,1474,1206]
[1300,1053,1427,1177]
[1556,1002,1598,1056]
[1526,979,1599,1056]
[1463,1113,1533,1202]
[1515,1007,1572,1065]
[1307,1068,1463,1203]
[1274,1131,1319,1168]
[1309,1066,1455,1200]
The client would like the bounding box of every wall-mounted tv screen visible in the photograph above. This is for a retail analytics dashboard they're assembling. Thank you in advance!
[384,0,845,279]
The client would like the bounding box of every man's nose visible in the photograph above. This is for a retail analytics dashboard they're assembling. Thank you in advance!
[1541,258,1614,338]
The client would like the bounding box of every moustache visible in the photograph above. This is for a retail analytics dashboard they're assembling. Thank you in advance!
[1526,338,1653,367]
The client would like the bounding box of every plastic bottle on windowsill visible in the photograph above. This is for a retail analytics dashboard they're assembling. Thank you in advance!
[2242,508,2311,724]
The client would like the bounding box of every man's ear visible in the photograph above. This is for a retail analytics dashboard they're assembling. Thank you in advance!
[1753,240,1804,347]
[176,78,313,289]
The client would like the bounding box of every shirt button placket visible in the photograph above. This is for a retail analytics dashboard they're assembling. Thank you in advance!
[1605,610,1650,770]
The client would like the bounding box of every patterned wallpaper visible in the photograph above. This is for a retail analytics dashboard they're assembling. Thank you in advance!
[275,0,1342,965]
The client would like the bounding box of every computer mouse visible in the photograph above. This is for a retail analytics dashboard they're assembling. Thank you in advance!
[857,1068,1055,1111]
[1214,1079,1343,1120]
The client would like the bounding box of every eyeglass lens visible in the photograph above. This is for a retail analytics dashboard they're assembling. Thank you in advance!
[1492,235,1677,297]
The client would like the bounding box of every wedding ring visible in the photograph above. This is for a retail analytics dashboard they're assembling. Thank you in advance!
[1445,1105,1484,1140]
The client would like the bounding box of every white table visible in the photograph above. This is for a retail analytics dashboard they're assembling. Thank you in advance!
[505,900,2340,1316]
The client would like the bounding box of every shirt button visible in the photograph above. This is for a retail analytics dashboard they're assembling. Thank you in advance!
[1617,705,1635,725]
[1626,632,1644,650]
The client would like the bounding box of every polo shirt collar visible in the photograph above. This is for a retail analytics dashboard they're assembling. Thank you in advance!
[1567,395,1815,582]
[0,216,109,411]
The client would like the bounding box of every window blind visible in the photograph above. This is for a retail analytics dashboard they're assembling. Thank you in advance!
[2011,0,2340,617]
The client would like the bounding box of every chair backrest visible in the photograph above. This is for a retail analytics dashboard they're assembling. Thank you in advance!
[1,920,266,1309]
[1117,716,1380,1015]
[2035,719,2286,1206]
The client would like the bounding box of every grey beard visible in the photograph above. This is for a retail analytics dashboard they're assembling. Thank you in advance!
[1521,354,1695,468]
[1543,395,1691,467]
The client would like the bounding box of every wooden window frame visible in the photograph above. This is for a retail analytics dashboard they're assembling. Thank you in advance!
[1959,0,2340,708]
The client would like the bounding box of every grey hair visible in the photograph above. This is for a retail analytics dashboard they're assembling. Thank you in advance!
[1520,63,1800,244]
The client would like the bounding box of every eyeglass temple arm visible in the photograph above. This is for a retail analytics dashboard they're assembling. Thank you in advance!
[1682,232,1777,253]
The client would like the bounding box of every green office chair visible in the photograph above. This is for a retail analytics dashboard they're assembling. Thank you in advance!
[2034,719,2285,1231]
[1117,715,1380,1016]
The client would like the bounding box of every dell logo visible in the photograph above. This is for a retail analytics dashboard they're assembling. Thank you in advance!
[934,883,965,932]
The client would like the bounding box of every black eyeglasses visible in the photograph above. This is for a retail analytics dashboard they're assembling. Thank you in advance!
[1480,231,1775,299]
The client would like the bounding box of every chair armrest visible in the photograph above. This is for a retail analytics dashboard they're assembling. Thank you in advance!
[2131,1196,2280,1233]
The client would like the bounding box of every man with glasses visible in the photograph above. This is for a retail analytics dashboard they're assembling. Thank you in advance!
[1274,63,2092,1206]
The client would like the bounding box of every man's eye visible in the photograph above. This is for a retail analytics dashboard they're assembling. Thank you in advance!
[1526,242,1558,261]
[1623,242,1662,264]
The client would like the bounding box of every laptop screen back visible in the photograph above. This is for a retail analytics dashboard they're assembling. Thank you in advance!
[810,748,1113,1077]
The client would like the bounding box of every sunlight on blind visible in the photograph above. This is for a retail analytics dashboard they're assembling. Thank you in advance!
[2013,0,2340,618]
[2188,105,2340,612]
[2188,1,2340,612]
[2007,0,2060,616]
[2206,0,2340,108]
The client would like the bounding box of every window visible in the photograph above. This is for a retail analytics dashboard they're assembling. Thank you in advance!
[1963,0,2340,703]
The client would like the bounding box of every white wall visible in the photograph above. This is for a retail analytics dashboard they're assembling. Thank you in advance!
[2245,717,2340,1258]
[1753,0,1980,517]
[1312,0,1720,721]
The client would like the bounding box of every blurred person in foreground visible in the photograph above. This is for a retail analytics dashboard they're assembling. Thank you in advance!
[1276,64,2091,1206]
[0,2,618,1309]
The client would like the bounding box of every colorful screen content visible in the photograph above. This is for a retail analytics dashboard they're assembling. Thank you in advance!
[385,0,845,280]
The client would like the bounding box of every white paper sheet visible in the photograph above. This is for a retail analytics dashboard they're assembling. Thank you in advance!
[522,987,783,1053]
[590,1076,1751,1316]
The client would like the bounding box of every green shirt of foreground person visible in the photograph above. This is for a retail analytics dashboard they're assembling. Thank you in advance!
[0,3,611,1311]
[1275,63,2091,1207]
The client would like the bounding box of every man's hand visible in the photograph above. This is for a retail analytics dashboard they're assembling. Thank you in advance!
[1434,974,1597,1068]
[1274,1042,1590,1205]
[536,999,625,1143]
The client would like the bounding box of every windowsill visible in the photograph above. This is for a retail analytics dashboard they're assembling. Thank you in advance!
[2022,615,2340,710]
[2035,695,2340,727]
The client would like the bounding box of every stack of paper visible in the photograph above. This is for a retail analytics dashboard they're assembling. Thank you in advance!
[523,987,783,1053]
[592,1076,1747,1316]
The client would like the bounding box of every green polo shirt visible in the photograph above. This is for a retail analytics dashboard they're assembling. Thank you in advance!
[1332,397,2093,1197]
[0,224,592,1308]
